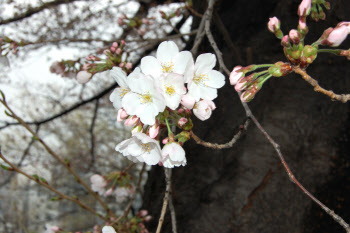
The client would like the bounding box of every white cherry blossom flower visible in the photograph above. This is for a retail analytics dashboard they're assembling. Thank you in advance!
[140,41,193,78]
[159,73,186,110]
[109,67,132,110]
[90,174,107,195]
[115,132,162,165]
[193,99,216,121]
[102,226,117,233]
[122,71,165,125]
[162,142,187,168]
[186,53,225,101]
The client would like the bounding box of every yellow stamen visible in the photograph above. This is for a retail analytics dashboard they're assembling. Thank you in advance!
[118,88,129,98]
[164,85,176,96]
[161,62,174,73]
[140,93,152,104]
[193,73,209,86]
[141,143,151,153]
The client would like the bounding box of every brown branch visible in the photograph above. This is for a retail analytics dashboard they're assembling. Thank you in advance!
[168,193,178,233]
[156,168,172,233]
[0,0,86,25]
[249,114,350,233]
[88,99,99,171]
[190,118,250,149]
[0,97,117,220]
[0,150,108,222]
[294,66,350,103]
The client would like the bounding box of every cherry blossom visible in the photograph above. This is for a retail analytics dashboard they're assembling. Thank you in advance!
[186,53,225,101]
[90,174,107,195]
[229,66,243,86]
[162,142,187,168]
[193,100,216,121]
[109,67,132,110]
[122,70,166,125]
[140,41,193,78]
[115,132,162,165]
[158,73,186,110]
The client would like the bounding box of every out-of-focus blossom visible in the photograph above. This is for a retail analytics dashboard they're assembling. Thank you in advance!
[76,71,92,84]
[90,174,107,195]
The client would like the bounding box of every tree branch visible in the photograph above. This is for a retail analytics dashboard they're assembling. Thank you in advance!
[294,66,350,103]
[0,0,86,25]
[156,168,172,233]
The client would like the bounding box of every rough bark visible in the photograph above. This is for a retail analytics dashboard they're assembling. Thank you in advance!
[142,0,350,232]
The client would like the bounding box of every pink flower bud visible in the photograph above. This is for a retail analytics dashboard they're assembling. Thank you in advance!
[112,42,118,48]
[105,188,114,196]
[103,49,110,56]
[131,124,143,135]
[326,22,350,47]
[121,40,125,46]
[118,18,124,26]
[181,94,196,109]
[76,71,92,84]
[298,0,312,17]
[144,215,152,222]
[193,100,216,121]
[142,18,149,24]
[229,66,243,85]
[125,62,133,70]
[117,108,129,122]
[119,62,125,68]
[267,17,280,33]
[281,35,291,47]
[178,117,188,127]
[289,29,301,44]
[82,63,91,70]
[125,116,139,126]
[298,18,307,31]
[235,73,254,92]
[51,226,60,232]
[149,124,160,139]
[162,137,169,144]
[138,28,146,36]
[110,46,116,53]
[138,210,148,217]
[116,48,122,55]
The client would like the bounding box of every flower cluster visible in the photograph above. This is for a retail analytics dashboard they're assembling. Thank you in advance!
[76,40,133,84]
[90,173,134,202]
[110,41,225,168]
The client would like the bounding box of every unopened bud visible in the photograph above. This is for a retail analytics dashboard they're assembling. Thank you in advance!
[229,66,243,85]
[149,124,160,139]
[117,108,129,122]
[281,35,291,48]
[125,62,133,70]
[298,0,312,17]
[76,71,92,84]
[178,117,188,127]
[289,29,301,44]
[235,73,255,92]
[267,17,283,39]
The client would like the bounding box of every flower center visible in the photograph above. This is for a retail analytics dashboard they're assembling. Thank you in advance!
[141,143,151,153]
[161,62,174,73]
[164,85,175,96]
[140,93,152,104]
[193,73,209,86]
[118,88,129,98]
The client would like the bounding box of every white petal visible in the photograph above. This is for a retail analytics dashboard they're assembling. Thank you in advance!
[165,93,182,110]
[206,70,225,88]
[142,149,161,165]
[139,104,158,125]
[173,51,193,75]
[128,74,154,94]
[195,53,216,74]
[141,56,162,78]
[187,83,202,102]
[183,57,195,83]
[169,144,185,162]
[198,85,218,100]
[122,92,143,115]
[102,226,117,233]
[110,67,128,87]
[156,41,179,64]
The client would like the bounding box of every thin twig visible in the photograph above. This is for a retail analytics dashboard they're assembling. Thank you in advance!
[294,66,350,103]
[0,97,116,220]
[191,8,207,55]
[168,193,178,233]
[204,0,230,75]
[249,114,350,233]
[190,118,250,149]
[156,168,172,233]
[0,150,108,222]
[88,99,99,171]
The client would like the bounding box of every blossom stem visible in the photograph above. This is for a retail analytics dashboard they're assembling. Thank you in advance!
[252,64,274,69]
[317,49,342,55]
[165,118,173,136]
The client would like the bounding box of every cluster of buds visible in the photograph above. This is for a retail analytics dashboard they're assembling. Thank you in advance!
[230,63,292,102]
[90,172,134,202]
[76,40,133,84]
[310,0,330,22]
[118,14,154,36]
[50,60,80,79]
[0,36,20,56]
